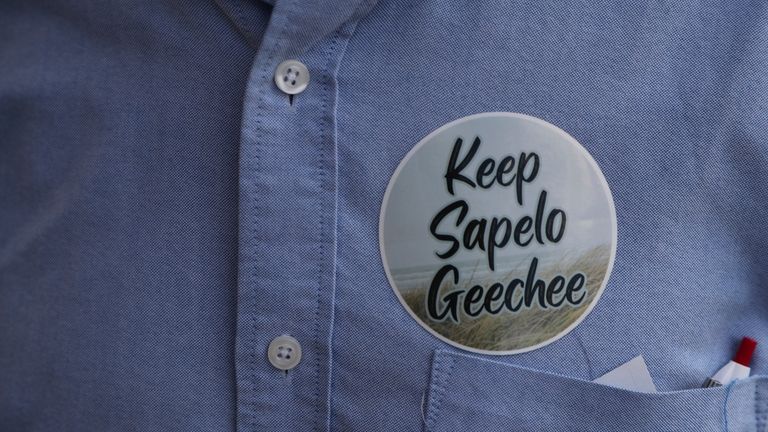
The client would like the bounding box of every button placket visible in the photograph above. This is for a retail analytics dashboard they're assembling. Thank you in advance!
[235,4,371,430]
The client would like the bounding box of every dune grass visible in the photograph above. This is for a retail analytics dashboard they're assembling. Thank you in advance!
[399,245,611,351]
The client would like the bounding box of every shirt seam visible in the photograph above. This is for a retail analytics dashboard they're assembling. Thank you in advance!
[424,352,455,432]
[312,33,336,432]
[324,4,376,431]
[723,379,736,432]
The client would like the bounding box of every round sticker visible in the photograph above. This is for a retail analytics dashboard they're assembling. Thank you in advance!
[380,113,616,355]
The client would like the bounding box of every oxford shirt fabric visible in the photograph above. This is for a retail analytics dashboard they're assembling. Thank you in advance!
[1,1,768,431]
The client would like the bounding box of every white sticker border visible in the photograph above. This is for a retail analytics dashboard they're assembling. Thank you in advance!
[379,112,618,355]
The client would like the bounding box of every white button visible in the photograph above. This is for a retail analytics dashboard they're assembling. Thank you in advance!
[267,335,302,370]
[274,60,309,95]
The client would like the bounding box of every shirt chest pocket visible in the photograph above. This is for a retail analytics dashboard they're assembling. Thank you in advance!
[424,350,767,432]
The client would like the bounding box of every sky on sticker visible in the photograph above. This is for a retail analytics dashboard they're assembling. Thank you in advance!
[381,114,615,273]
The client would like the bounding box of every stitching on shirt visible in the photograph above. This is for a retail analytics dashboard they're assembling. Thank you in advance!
[722,379,736,432]
[245,7,287,432]
[756,380,767,432]
[312,34,338,432]
[322,32,347,432]
[249,65,270,432]
[424,352,456,432]
[321,5,376,431]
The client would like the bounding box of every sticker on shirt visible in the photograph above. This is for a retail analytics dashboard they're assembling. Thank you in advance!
[379,112,616,355]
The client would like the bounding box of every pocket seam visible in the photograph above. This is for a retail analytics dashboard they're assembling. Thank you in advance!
[756,380,767,432]
[424,351,455,431]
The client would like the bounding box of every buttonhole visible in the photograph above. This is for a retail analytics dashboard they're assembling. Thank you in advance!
[289,94,294,106]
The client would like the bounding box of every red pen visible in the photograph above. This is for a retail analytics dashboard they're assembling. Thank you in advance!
[703,337,757,387]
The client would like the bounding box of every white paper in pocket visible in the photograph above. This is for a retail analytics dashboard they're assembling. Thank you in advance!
[594,355,657,393]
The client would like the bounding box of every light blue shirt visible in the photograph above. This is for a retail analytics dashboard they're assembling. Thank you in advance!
[1,0,767,431]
